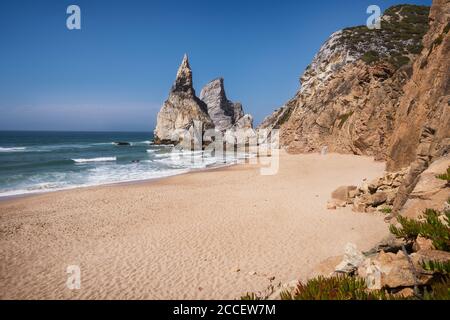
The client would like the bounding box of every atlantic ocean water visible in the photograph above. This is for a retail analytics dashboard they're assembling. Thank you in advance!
[0,131,249,198]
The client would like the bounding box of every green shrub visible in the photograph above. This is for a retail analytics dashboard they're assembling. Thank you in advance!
[340,5,430,69]
[389,215,422,241]
[407,44,424,54]
[433,34,444,47]
[436,166,450,182]
[423,277,450,300]
[444,22,450,34]
[281,275,391,300]
[361,51,380,65]
[389,55,410,69]
[422,260,450,274]
[241,293,265,300]
[337,111,354,129]
[390,209,450,252]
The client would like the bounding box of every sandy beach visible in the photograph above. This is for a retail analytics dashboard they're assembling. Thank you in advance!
[0,152,390,300]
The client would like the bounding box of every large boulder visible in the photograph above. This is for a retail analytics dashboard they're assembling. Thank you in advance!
[399,155,450,219]
[334,243,365,274]
[331,185,357,202]
[357,250,433,290]
[154,55,214,145]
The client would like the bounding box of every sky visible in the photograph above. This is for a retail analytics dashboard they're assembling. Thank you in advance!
[0,0,431,132]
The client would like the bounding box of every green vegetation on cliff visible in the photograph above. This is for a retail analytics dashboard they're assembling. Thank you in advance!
[341,5,430,69]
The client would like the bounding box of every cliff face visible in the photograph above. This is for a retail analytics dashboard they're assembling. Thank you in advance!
[261,5,431,160]
[154,55,214,145]
[387,0,450,171]
[389,0,450,213]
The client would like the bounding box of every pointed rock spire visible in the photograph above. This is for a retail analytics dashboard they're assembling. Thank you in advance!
[172,54,194,95]
[154,54,214,145]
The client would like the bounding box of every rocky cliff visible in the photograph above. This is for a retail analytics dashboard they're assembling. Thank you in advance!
[260,4,432,160]
[154,55,214,145]
[387,0,449,171]
[388,0,450,213]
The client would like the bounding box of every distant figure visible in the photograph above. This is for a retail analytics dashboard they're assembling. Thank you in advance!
[131,160,140,163]
[321,146,328,156]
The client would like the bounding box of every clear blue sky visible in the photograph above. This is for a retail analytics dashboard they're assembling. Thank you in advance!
[0,0,431,132]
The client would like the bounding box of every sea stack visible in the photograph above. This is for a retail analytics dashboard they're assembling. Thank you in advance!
[153,54,214,145]
[199,78,246,132]
[200,78,255,144]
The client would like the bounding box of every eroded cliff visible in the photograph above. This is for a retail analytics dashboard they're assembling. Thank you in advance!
[261,5,433,161]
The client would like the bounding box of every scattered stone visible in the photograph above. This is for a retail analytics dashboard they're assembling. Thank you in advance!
[368,183,378,194]
[412,236,435,252]
[331,185,357,202]
[268,276,276,281]
[444,200,450,212]
[267,280,299,301]
[394,287,415,298]
[326,202,337,210]
[366,192,388,207]
[411,249,450,268]
[348,188,360,199]
[357,250,433,290]
[352,199,367,213]
[248,271,257,276]
[335,243,365,274]
[385,190,397,205]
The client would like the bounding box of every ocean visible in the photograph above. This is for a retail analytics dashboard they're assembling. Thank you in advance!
[0,131,250,198]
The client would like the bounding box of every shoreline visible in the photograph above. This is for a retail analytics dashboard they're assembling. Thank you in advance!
[0,159,240,203]
[0,152,390,299]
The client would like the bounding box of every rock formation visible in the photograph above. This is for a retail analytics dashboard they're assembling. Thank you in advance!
[154,54,214,145]
[199,78,245,132]
[154,57,256,147]
[260,1,449,215]
[259,4,432,160]
[387,0,450,214]
[398,155,450,219]
[199,78,255,144]
[387,1,450,172]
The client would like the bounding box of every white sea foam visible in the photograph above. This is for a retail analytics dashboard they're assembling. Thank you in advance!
[0,147,26,152]
[72,157,117,163]
[0,166,190,198]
